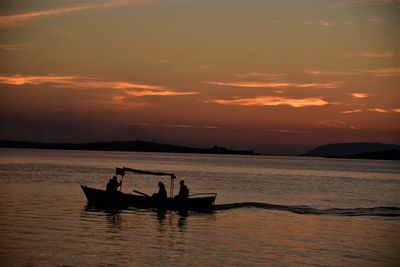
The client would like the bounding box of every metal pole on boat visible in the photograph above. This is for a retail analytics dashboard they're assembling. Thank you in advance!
[170,177,174,198]
[120,175,123,192]
[170,174,175,198]
[116,167,124,192]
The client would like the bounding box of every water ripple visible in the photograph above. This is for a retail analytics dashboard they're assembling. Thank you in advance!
[215,202,400,217]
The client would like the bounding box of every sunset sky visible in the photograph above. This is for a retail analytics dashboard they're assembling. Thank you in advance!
[0,0,399,154]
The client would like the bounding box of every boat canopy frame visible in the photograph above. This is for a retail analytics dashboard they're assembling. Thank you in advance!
[115,167,176,197]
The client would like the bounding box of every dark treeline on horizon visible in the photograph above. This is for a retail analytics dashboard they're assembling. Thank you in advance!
[0,140,258,156]
[1,140,399,160]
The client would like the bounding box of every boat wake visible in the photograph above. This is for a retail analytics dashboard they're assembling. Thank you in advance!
[214,202,400,217]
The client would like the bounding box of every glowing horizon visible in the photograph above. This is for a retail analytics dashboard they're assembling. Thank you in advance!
[1,0,399,154]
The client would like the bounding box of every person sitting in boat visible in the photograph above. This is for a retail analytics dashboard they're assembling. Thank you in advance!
[152,181,167,200]
[106,176,121,193]
[175,180,189,199]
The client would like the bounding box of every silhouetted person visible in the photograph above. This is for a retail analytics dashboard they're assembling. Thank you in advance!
[106,177,113,192]
[152,181,167,200]
[106,176,121,193]
[176,180,189,199]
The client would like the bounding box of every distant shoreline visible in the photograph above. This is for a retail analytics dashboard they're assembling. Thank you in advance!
[0,140,258,156]
[2,140,399,160]
[302,143,400,161]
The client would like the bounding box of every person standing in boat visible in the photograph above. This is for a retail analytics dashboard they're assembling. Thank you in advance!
[152,181,167,200]
[176,180,189,199]
[106,176,121,193]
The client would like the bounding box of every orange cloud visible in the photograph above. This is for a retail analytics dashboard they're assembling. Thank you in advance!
[362,68,400,77]
[213,96,328,108]
[131,123,222,129]
[0,74,78,85]
[305,69,361,75]
[337,1,399,7]
[341,109,363,114]
[0,43,31,51]
[343,51,393,58]
[126,90,198,96]
[351,92,368,99]
[67,81,167,90]
[0,0,146,28]
[0,74,167,90]
[318,120,345,125]
[369,108,388,113]
[343,108,400,114]
[267,129,311,134]
[304,20,332,26]
[236,72,285,80]
[112,96,126,102]
[197,65,213,70]
[306,68,400,77]
[358,52,392,58]
[317,120,358,130]
[205,81,337,89]
[0,74,199,96]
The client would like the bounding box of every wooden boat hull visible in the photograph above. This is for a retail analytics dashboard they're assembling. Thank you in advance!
[81,185,216,210]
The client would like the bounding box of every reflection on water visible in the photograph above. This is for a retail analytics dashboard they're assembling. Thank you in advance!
[105,211,122,232]
[81,206,195,241]
[177,210,189,230]
[0,149,399,266]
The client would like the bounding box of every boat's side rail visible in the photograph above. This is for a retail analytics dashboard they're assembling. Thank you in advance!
[189,193,217,198]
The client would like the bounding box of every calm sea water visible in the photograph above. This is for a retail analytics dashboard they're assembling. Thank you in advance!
[0,148,399,266]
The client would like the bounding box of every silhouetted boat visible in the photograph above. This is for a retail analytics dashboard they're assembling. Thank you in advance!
[81,167,217,210]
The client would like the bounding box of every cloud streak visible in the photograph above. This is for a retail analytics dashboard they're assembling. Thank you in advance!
[342,108,400,114]
[351,92,369,99]
[197,65,213,70]
[0,74,166,90]
[235,72,285,80]
[369,108,388,113]
[0,43,31,51]
[369,108,400,113]
[0,74,197,96]
[212,96,328,108]
[266,129,311,134]
[126,90,198,96]
[0,0,146,28]
[361,68,400,77]
[304,20,332,27]
[131,122,222,130]
[341,109,363,114]
[317,120,358,130]
[305,69,362,76]
[358,52,392,58]
[337,0,400,6]
[205,81,337,89]
[306,68,400,77]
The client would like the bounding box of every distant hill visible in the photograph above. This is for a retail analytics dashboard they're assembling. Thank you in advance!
[303,142,400,160]
[0,140,258,155]
[347,149,400,161]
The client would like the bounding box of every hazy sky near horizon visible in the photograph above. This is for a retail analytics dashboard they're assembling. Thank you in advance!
[0,0,399,154]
